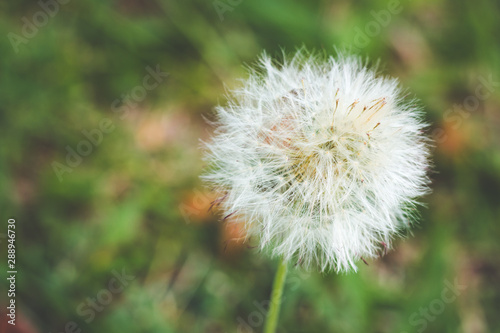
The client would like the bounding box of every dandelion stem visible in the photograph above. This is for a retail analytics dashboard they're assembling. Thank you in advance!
[264,258,288,333]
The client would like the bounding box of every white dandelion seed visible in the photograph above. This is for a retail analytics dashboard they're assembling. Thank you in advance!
[202,50,431,273]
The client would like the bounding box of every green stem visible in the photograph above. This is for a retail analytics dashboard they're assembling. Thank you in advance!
[264,258,288,333]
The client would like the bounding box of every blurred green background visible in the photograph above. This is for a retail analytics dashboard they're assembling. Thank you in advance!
[1,0,499,332]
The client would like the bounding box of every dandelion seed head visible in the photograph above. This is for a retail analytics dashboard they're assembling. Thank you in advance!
[202,50,431,273]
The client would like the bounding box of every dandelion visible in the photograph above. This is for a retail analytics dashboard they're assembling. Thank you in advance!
[202,50,430,332]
